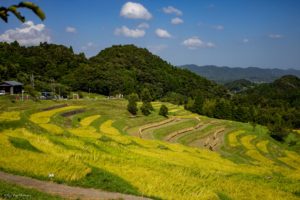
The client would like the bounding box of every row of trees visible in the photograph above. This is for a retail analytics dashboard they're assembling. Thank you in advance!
[127,88,168,117]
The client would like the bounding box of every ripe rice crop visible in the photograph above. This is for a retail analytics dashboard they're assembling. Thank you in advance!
[0,99,299,200]
[30,106,83,124]
[246,150,273,165]
[69,126,100,138]
[80,115,100,126]
[100,120,120,135]
[279,151,300,169]
[256,140,269,153]
[39,124,64,135]
[0,128,91,181]
[0,111,20,121]
[240,135,256,149]
[228,130,244,147]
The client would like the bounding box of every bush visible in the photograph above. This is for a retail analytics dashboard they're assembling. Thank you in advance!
[127,93,138,115]
[127,101,138,115]
[268,123,289,141]
[141,102,152,116]
[285,133,298,146]
[159,105,168,117]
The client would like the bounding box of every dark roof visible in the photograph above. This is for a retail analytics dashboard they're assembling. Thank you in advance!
[0,81,23,86]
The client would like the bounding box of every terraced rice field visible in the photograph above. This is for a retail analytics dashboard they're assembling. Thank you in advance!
[257,140,269,153]
[80,115,100,127]
[228,130,244,147]
[0,111,20,121]
[0,98,299,200]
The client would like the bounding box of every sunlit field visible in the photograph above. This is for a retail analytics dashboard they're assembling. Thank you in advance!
[0,96,299,200]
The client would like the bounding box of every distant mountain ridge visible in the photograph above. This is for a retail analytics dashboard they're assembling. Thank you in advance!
[180,64,300,84]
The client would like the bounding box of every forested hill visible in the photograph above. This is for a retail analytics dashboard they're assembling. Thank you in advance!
[0,41,87,91]
[81,45,227,99]
[241,75,300,109]
[0,42,227,99]
[181,64,300,83]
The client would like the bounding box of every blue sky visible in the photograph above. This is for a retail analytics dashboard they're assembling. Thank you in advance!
[1,0,300,69]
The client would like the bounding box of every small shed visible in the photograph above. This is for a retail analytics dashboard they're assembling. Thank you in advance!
[0,81,23,95]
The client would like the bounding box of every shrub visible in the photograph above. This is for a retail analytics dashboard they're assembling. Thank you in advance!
[285,133,298,146]
[141,102,151,116]
[127,101,138,115]
[268,123,289,141]
[159,105,168,117]
[127,93,139,115]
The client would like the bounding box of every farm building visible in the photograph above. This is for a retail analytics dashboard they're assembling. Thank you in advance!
[0,81,23,95]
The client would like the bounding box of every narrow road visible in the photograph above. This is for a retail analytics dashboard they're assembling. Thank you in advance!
[0,171,151,200]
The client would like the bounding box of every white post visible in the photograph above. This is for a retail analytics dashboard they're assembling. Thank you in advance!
[21,90,24,101]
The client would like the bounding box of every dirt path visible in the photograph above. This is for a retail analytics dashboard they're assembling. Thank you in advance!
[0,171,151,200]
[138,117,179,139]
[164,117,201,142]
[166,120,221,143]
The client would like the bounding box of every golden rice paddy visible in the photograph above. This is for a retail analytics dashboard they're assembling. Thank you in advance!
[0,99,299,200]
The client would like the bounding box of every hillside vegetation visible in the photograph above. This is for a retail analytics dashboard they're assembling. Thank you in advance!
[0,96,299,200]
[1,42,300,144]
[0,42,226,99]
[224,79,256,93]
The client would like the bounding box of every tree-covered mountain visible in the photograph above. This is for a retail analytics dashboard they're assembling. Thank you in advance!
[239,75,300,109]
[181,64,300,83]
[72,45,227,99]
[224,79,256,93]
[0,42,227,100]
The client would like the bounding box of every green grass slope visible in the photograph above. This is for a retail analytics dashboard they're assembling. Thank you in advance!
[0,97,299,200]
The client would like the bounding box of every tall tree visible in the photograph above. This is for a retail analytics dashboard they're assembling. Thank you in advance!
[140,88,153,112]
[127,93,139,115]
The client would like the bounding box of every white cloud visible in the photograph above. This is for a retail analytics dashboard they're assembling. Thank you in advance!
[114,26,145,38]
[81,42,95,50]
[0,21,50,46]
[212,25,224,30]
[182,36,215,49]
[137,22,150,29]
[206,42,216,48]
[65,26,76,33]
[171,17,183,25]
[163,6,182,16]
[243,38,249,43]
[120,2,152,20]
[147,44,168,54]
[269,34,283,39]
[155,28,172,38]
